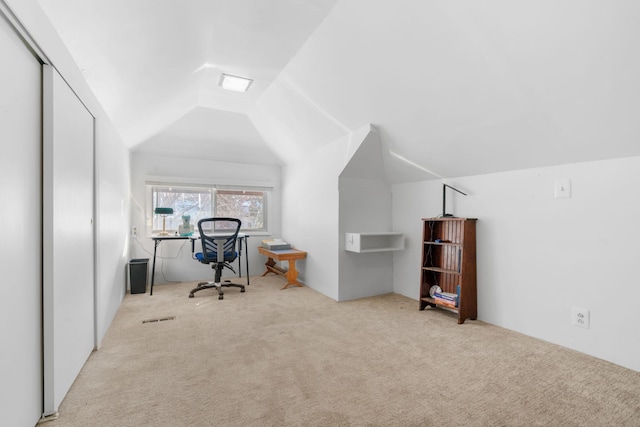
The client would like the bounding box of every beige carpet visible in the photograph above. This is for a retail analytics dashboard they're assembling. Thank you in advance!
[46,275,640,427]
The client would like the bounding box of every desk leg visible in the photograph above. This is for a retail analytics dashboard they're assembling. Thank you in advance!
[282,260,303,290]
[236,237,250,286]
[150,240,160,296]
[237,239,243,279]
[245,236,250,285]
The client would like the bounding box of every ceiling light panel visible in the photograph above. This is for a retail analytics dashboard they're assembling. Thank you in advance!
[219,74,253,92]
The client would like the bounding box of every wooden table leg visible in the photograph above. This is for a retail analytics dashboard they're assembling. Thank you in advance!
[282,260,303,290]
[260,256,304,289]
[261,257,277,276]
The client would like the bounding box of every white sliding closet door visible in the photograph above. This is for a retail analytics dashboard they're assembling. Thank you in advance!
[0,11,43,427]
[43,65,96,415]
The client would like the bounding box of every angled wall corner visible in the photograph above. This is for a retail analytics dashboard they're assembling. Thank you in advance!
[338,125,393,301]
[382,146,443,183]
[340,124,386,181]
[337,124,440,301]
[248,73,349,164]
[341,123,442,184]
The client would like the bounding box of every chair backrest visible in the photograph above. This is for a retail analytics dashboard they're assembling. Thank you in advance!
[197,218,242,263]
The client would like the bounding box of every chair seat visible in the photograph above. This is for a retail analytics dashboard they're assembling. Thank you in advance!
[195,251,237,263]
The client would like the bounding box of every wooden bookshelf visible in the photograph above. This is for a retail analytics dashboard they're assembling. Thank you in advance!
[419,217,477,324]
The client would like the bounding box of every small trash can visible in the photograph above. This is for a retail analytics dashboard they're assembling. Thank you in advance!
[129,258,149,294]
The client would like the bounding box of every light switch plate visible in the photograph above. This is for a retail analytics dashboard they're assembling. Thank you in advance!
[555,179,571,198]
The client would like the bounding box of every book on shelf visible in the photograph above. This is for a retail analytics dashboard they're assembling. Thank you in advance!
[434,291,458,302]
[261,238,291,250]
[434,297,457,308]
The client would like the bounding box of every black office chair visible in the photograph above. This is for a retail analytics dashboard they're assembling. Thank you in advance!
[189,218,245,299]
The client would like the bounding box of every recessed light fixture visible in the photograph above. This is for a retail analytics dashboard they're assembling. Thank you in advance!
[219,73,253,92]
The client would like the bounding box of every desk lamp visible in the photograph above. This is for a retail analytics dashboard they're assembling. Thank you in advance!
[441,184,467,217]
[154,207,174,236]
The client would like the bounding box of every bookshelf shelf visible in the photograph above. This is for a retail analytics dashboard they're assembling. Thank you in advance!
[422,266,460,275]
[424,241,462,247]
[419,217,477,324]
[420,297,458,312]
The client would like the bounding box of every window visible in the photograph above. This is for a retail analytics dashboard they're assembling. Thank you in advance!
[215,189,265,230]
[150,184,268,233]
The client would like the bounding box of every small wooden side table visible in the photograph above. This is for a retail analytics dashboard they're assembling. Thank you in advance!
[257,247,307,289]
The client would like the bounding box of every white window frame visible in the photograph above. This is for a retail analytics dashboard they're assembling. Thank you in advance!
[146,181,271,234]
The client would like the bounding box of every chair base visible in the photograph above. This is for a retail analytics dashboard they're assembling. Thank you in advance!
[188,280,245,300]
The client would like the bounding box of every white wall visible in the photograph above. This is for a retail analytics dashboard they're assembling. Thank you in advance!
[337,126,394,301]
[130,152,281,285]
[280,135,350,301]
[392,156,640,372]
[338,178,393,300]
[95,119,131,345]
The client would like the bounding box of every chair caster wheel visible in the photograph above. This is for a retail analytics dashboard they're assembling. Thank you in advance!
[218,295,224,300]
[189,293,194,298]
[241,288,245,292]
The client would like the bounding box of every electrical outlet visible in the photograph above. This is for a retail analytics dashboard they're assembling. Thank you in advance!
[572,307,590,329]
[131,226,138,236]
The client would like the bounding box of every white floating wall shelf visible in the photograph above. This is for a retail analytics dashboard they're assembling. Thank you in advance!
[344,232,405,253]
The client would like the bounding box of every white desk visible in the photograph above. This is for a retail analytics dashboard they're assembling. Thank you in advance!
[149,233,249,295]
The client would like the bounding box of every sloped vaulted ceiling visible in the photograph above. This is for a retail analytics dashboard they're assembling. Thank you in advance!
[38,1,640,176]
[37,0,341,165]
[251,1,640,178]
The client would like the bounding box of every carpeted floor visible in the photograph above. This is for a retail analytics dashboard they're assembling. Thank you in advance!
[44,275,640,426]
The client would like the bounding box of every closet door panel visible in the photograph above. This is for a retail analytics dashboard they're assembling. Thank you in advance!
[43,65,95,415]
[0,12,43,427]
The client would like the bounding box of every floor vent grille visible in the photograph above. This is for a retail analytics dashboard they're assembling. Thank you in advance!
[142,316,176,324]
